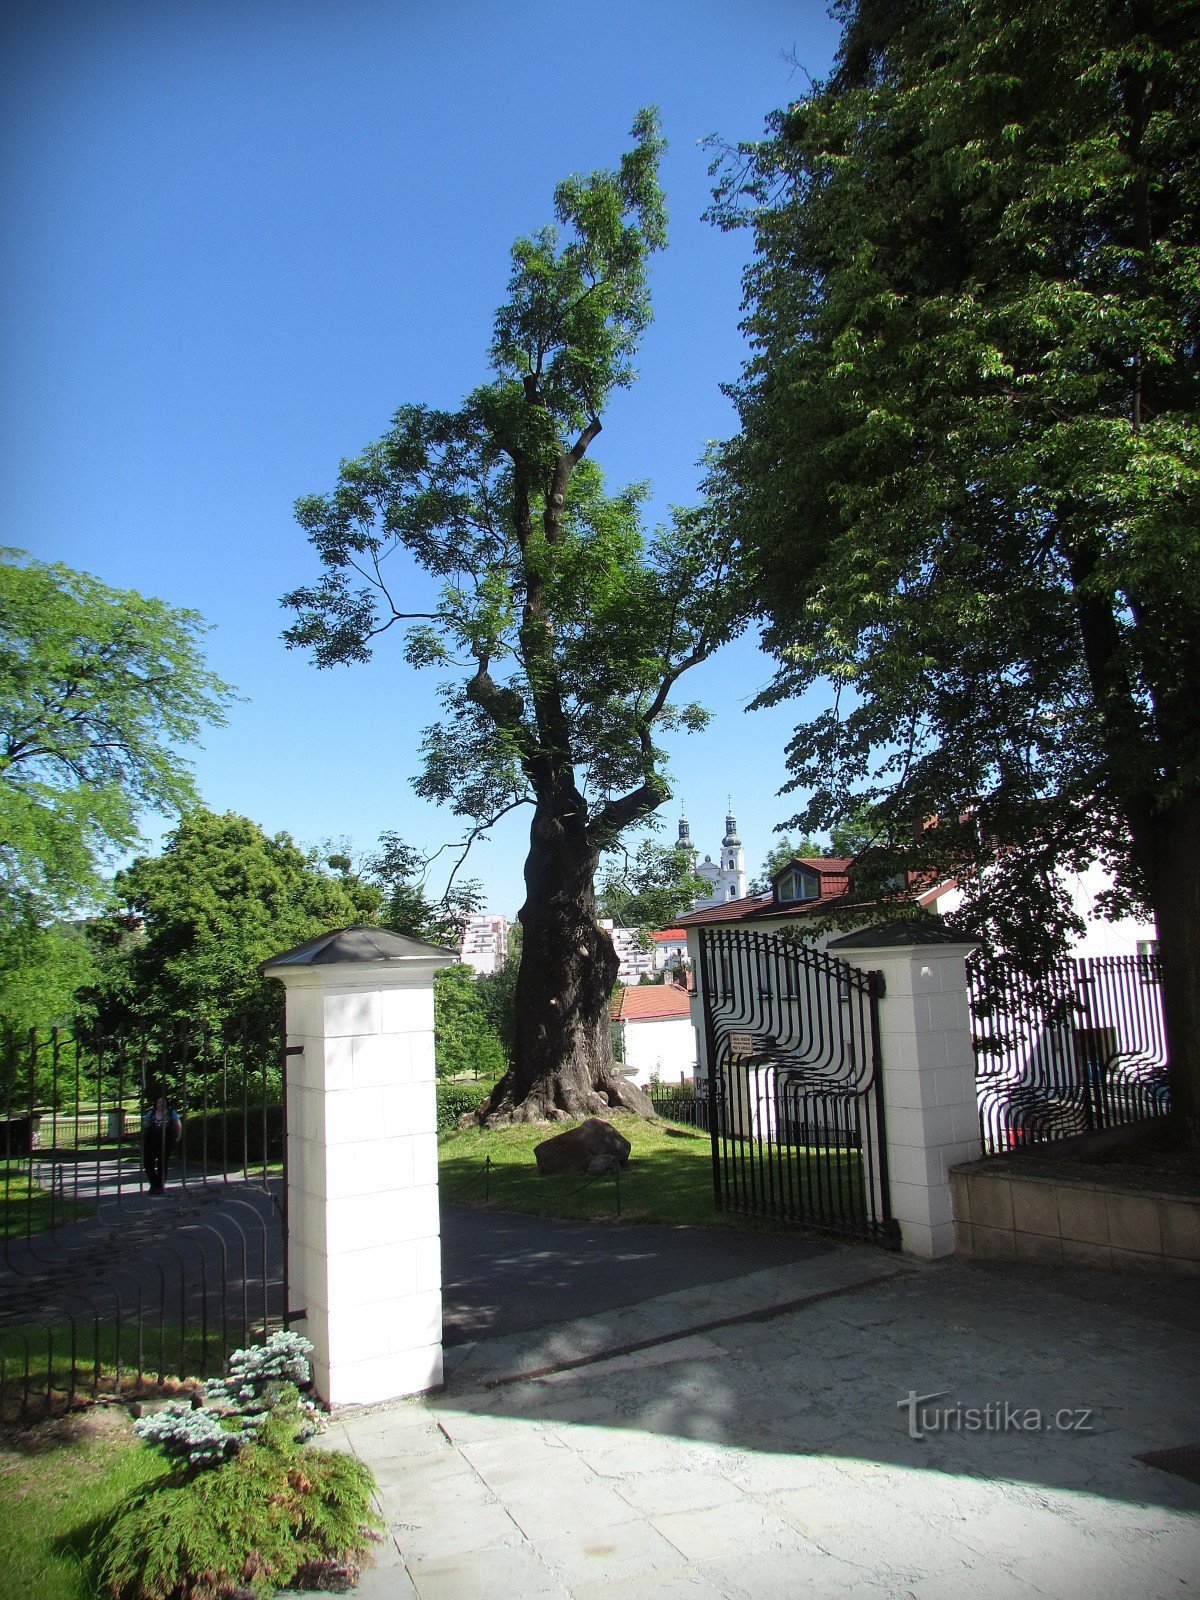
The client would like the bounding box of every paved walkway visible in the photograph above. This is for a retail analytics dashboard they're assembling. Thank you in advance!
[310,1248,1200,1599]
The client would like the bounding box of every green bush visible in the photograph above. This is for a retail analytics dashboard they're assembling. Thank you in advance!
[436,1079,491,1131]
[180,1103,283,1169]
[91,1409,378,1599]
[90,1330,379,1599]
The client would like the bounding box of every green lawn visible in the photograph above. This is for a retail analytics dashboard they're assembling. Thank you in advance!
[438,1116,744,1227]
[0,1319,261,1424]
[439,1115,871,1233]
[0,1408,169,1600]
[1,1169,94,1241]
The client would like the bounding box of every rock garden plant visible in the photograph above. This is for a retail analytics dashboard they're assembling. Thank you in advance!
[90,1332,380,1599]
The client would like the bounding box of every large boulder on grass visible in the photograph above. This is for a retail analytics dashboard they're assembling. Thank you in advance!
[534,1117,632,1176]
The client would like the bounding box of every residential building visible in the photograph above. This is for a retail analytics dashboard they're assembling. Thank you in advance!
[457,913,508,975]
[610,976,697,1087]
[598,919,657,985]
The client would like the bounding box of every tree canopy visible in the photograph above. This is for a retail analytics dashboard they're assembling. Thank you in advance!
[284,112,745,1121]
[0,551,236,927]
[713,0,1200,1115]
[90,809,379,1039]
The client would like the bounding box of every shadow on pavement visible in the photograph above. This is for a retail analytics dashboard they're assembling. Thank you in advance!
[430,1253,1200,1517]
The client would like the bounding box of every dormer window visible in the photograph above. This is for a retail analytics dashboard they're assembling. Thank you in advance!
[777,868,821,903]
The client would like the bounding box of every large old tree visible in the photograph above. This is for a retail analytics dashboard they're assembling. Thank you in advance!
[284,113,742,1122]
[712,2,1200,1121]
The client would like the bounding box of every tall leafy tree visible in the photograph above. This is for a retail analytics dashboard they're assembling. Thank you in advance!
[433,963,507,1081]
[712,2,1200,1119]
[284,113,744,1123]
[0,550,235,923]
[91,809,380,1038]
[0,550,235,1035]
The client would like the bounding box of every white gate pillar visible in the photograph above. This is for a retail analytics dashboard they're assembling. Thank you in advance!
[831,924,981,1259]
[262,925,456,1407]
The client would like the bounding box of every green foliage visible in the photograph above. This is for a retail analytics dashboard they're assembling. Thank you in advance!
[132,1400,258,1471]
[471,920,520,1061]
[283,117,747,1115]
[434,962,507,1080]
[87,809,379,1037]
[712,3,1200,1039]
[0,918,96,1036]
[597,838,709,928]
[93,1331,376,1600]
[0,551,236,923]
[92,1410,377,1600]
[0,551,235,1036]
[436,1078,493,1131]
[202,1331,316,1417]
[364,831,482,946]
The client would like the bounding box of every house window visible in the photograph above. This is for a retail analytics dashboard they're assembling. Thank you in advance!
[777,868,820,903]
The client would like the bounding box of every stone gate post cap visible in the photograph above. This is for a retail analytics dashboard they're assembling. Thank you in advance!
[827,918,979,951]
[259,924,459,973]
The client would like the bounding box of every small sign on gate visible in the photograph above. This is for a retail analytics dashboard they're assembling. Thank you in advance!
[729,1031,754,1056]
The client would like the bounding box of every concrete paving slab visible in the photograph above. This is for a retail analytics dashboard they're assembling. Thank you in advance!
[530,1516,690,1589]
[389,1498,519,1564]
[648,1499,801,1564]
[326,1251,1200,1600]
[406,1543,568,1600]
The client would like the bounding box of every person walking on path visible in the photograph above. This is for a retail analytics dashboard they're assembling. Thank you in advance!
[141,1093,182,1194]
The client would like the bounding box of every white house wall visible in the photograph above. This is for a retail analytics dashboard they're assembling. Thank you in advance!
[929,865,1156,957]
[621,1015,698,1087]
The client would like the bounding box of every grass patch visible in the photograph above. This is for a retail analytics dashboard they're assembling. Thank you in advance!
[1,1169,94,1240]
[438,1116,742,1228]
[0,1321,270,1422]
[0,1407,169,1600]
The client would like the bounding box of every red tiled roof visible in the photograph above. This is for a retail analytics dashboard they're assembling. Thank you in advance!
[650,928,687,941]
[674,858,858,927]
[610,985,693,1021]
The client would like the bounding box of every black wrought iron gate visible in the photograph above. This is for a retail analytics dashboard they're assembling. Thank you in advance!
[0,1020,290,1417]
[698,926,898,1246]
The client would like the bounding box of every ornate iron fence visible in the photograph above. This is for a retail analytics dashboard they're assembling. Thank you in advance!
[0,1021,289,1418]
[697,926,897,1245]
[967,950,1170,1154]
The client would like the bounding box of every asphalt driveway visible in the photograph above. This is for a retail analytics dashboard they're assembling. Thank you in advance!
[439,1202,831,1346]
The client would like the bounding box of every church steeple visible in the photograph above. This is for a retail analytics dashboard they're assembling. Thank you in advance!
[722,798,741,848]
[678,808,697,867]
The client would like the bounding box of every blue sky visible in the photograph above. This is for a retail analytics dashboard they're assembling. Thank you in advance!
[2,0,844,916]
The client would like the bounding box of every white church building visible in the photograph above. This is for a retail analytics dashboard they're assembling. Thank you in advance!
[678,803,747,909]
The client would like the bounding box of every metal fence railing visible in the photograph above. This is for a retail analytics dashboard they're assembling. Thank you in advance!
[1,1021,288,1419]
[967,951,1170,1155]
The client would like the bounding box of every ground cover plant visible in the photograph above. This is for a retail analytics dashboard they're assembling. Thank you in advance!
[89,1331,379,1600]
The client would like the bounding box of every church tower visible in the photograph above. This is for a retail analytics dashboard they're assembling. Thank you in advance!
[677,808,697,868]
[689,800,748,909]
[719,801,747,901]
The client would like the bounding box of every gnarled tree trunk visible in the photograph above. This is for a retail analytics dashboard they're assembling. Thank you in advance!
[478,799,656,1125]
